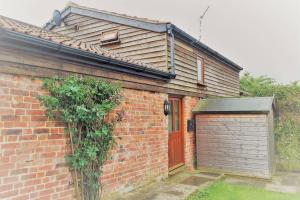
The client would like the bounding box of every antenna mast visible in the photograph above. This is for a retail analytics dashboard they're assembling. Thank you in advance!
[199,6,210,41]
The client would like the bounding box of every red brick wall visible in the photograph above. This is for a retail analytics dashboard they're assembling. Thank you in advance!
[101,89,168,192]
[0,74,74,200]
[0,73,169,199]
[183,96,199,169]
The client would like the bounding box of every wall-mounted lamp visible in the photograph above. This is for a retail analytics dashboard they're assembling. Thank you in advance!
[164,100,170,116]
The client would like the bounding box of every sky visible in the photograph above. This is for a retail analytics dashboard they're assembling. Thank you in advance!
[0,0,299,83]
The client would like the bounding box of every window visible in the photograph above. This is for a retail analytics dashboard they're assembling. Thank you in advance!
[168,101,173,133]
[197,58,205,84]
[100,29,120,45]
[173,101,180,131]
[168,98,181,134]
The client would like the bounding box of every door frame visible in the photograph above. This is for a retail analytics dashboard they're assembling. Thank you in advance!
[168,95,185,171]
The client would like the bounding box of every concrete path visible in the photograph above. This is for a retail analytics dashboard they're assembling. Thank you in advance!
[106,170,300,199]
[224,171,300,194]
[113,170,222,200]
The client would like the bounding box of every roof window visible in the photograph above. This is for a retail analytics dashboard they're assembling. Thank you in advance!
[100,29,120,45]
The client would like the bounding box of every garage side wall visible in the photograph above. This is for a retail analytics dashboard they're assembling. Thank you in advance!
[196,114,271,178]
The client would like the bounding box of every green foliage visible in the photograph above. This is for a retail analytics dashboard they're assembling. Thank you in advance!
[186,181,300,200]
[276,115,300,170]
[240,72,275,97]
[240,72,300,170]
[38,76,123,200]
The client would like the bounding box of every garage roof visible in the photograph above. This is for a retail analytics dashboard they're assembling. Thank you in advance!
[193,97,275,114]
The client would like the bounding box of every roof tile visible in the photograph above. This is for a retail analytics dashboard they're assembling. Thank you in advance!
[0,15,160,71]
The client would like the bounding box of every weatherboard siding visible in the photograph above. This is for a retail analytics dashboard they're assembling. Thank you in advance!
[168,38,240,97]
[52,13,168,72]
[51,13,240,97]
[196,114,271,178]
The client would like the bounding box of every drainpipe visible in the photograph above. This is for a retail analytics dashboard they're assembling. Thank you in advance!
[167,24,176,75]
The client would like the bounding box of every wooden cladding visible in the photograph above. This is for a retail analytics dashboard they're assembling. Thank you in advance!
[196,114,275,178]
[168,39,240,97]
[51,13,241,97]
[52,14,168,72]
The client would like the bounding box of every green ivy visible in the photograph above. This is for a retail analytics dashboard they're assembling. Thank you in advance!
[38,76,122,200]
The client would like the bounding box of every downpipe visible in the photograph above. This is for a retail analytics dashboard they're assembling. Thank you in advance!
[167,25,176,76]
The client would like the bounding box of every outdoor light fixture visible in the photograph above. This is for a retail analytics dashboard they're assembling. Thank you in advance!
[164,100,170,116]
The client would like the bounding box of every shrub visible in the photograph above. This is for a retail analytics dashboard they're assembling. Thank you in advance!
[240,72,300,170]
[276,115,300,170]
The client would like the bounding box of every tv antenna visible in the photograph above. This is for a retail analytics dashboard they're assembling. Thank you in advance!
[199,6,210,41]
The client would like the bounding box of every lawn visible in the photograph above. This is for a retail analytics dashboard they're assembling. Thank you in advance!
[186,181,300,200]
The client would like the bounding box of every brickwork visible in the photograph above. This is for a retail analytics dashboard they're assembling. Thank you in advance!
[0,73,169,199]
[183,96,199,170]
[0,73,74,200]
[101,89,169,192]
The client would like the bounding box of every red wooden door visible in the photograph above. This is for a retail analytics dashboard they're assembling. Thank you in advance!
[168,97,184,170]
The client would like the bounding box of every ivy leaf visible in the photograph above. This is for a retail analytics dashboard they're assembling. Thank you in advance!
[101,126,109,136]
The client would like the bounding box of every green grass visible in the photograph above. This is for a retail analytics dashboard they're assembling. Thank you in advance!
[186,181,300,200]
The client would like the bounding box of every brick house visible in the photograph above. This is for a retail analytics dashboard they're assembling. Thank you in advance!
[0,2,242,199]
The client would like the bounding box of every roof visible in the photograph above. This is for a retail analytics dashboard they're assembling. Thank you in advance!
[193,97,275,114]
[0,15,158,70]
[44,2,168,32]
[44,2,243,72]
[64,1,169,24]
[0,15,175,80]
[169,25,243,71]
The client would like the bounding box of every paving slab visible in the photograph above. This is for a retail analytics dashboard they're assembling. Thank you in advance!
[198,172,220,177]
[265,184,299,194]
[180,176,212,186]
[143,193,181,200]
[224,171,300,194]
[160,183,198,199]
[109,170,221,200]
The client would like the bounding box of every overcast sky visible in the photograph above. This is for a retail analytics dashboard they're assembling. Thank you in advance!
[0,0,299,83]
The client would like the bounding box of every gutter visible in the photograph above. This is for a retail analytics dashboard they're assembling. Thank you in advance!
[0,29,175,81]
[170,24,243,72]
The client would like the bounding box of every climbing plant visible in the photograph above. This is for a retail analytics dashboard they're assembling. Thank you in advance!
[38,76,123,200]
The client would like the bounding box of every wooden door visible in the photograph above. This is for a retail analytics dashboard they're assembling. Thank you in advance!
[168,97,184,170]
